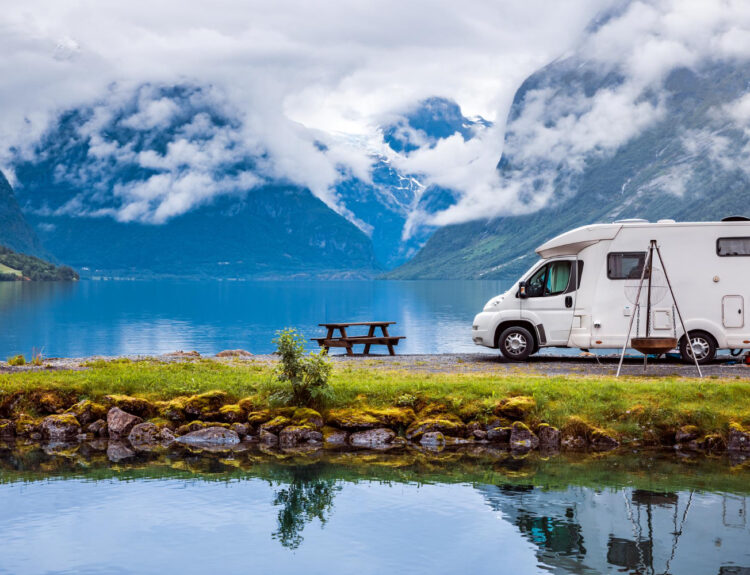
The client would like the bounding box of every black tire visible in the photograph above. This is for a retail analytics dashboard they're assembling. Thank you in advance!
[498,326,535,362]
[679,331,717,365]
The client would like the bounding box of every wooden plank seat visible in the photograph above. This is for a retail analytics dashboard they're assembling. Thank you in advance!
[312,321,405,356]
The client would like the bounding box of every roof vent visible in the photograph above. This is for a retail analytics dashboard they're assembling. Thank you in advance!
[614,218,648,224]
[722,215,750,222]
[657,219,676,223]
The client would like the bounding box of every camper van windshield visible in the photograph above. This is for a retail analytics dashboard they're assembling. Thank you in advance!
[607,252,646,279]
[526,260,581,297]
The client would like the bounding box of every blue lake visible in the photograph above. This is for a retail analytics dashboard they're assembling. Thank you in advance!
[0,280,510,357]
[0,447,748,575]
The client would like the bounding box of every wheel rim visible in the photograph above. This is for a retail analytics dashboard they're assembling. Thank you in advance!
[504,333,527,356]
[687,336,710,361]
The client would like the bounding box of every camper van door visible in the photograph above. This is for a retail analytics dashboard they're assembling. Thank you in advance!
[521,258,579,345]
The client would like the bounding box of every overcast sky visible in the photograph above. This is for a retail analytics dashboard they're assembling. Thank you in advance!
[2,0,749,230]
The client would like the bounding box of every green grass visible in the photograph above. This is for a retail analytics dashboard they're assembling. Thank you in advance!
[0,262,21,276]
[1,359,749,439]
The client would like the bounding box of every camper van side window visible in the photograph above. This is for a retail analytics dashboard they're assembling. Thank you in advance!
[717,237,750,256]
[607,252,646,280]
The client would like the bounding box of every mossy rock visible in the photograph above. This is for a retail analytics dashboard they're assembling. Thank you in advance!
[321,426,348,447]
[259,416,292,435]
[293,408,324,430]
[495,396,536,420]
[219,404,246,423]
[238,397,260,412]
[405,413,465,440]
[157,398,188,423]
[416,404,449,418]
[105,395,155,418]
[15,415,44,436]
[366,407,415,427]
[35,391,71,414]
[184,390,229,418]
[66,400,108,426]
[325,409,381,430]
[247,410,274,429]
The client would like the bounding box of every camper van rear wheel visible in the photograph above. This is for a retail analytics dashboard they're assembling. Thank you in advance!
[679,331,716,365]
[499,326,534,362]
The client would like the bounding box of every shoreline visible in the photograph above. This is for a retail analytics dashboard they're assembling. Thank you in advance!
[1,355,749,457]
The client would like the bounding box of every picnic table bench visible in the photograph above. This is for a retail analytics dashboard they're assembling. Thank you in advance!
[312,321,405,356]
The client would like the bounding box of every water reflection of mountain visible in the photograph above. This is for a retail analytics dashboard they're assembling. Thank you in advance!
[477,485,750,575]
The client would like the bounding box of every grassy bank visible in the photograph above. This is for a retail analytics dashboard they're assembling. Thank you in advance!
[1,358,749,442]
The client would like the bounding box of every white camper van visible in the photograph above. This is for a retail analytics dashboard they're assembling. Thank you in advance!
[472,218,750,363]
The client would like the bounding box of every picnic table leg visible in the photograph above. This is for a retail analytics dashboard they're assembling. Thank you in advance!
[340,327,354,356]
[363,325,375,355]
[381,325,396,356]
[322,327,334,353]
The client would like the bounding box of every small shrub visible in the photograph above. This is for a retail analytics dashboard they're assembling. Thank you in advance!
[7,355,26,366]
[271,328,334,408]
[31,349,44,367]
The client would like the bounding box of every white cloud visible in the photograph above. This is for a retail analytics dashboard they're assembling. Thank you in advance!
[0,0,609,227]
[2,0,750,236]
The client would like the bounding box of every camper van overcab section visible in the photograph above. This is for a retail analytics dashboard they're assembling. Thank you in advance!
[472,219,750,364]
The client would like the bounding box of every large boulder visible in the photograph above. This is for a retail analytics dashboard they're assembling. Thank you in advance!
[590,429,620,451]
[509,422,539,450]
[128,422,175,447]
[279,425,323,448]
[41,414,81,440]
[230,423,250,438]
[259,430,279,446]
[537,424,561,450]
[175,427,240,446]
[495,396,536,420]
[106,407,143,439]
[183,391,228,419]
[349,428,398,448]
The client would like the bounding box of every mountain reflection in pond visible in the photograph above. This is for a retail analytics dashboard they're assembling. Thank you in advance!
[0,445,748,575]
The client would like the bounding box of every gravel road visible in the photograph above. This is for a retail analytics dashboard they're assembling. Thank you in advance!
[3,351,749,379]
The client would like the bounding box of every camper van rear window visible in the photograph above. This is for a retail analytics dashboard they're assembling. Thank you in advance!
[717,237,750,256]
[607,252,646,280]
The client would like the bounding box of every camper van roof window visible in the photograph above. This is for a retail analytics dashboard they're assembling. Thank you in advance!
[717,237,750,257]
[607,252,646,280]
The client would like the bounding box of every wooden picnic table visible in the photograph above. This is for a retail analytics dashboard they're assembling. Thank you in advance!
[312,321,405,356]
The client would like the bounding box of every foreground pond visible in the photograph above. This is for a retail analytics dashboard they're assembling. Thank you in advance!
[0,445,748,575]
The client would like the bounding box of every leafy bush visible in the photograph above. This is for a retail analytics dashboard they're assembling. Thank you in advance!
[272,328,333,408]
[7,355,26,366]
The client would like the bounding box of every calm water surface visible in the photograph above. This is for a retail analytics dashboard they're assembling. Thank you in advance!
[0,280,510,357]
[0,447,748,575]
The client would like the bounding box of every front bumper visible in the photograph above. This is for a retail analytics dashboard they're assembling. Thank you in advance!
[472,312,496,348]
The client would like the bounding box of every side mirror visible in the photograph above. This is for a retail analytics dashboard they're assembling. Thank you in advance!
[518,280,528,299]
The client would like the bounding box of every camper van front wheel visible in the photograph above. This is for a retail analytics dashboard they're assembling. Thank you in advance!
[499,326,534,362]
[679,331,717,365]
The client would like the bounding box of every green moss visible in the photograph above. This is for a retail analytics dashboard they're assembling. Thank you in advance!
[65,400,107,423]
[247,410,274,427]
[405,413,465,440]
[15,415,43,435]
[292,408,324,429]
[219,404,245,423]
[176,420,230,435]
[260,415,292,433]
[496,396,536,420]
[157,398,187,422]
[184,390,229,418]
[105,395,154,417]
[325,408,380,430]
[50,413,79,425]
